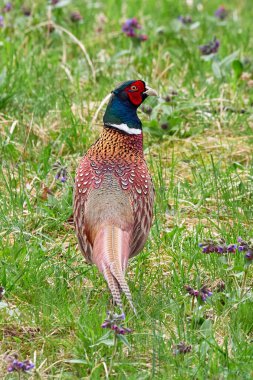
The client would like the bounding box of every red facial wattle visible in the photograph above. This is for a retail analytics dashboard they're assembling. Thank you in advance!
[124,80,146,106]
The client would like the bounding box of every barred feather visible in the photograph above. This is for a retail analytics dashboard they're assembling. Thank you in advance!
[93,225,136,314]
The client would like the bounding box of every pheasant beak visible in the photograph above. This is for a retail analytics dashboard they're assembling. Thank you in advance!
[144,86,158,97]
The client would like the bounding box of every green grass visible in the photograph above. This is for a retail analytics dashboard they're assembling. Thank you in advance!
[1,0,253,378]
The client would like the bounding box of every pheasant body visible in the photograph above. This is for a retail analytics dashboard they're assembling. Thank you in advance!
[74,80,156,312]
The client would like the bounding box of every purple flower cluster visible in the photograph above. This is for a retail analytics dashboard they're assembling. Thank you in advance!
[122,18,140,36]
[185,285,213,302]
[70,11,83,23]
[53,161,68,183]
[2,2,12,13]
[122,18,148,41]
[199,237,253,262]
[199,38,220,55]
[199,239,236,254]
[7,358,34,373]
[178,15,192,25]
[173,341,192,355]
[215,6,228,20]
[0,15,4,27]
[101,311,132,335]
[237,237,253,261]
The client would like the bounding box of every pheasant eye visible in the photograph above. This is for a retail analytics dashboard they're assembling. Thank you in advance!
[130,85,138,91]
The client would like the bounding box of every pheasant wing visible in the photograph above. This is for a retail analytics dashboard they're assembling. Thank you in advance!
[129,162,154,257]
[74,156,94,263]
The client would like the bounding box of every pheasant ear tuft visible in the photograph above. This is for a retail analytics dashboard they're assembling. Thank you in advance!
[118,91,128,101]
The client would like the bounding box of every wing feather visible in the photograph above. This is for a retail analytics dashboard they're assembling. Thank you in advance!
[74,157,94,263]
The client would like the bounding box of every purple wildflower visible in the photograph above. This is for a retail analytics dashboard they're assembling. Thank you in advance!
[138,34,148,41]
[70,11,83,22]
[185,285,212,302]
[6,355,34,373]
[173,341,192,355]
[215,6,228,20]
[101,311,132,335]
[227,244,237,253]
[217,246,224,253]
[245,250,253,261]
[185,285,199,297]
[111,325,132,334]
[141,104,152,115]
[178,15,192,24]
[122,18,147,41]
[236,238,253,261]
[53,161,68,183]
[200,285,213,301]
[122,18,141,37]
[237,238,248,251]
[3,2,12,12]
[51,0,59,4]
[0,15,4,27]
[199,37,220,55]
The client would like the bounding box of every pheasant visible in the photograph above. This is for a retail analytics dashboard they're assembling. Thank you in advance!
[74,80,157,313]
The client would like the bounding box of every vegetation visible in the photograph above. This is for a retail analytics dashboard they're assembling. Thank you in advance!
[0,0,253,378]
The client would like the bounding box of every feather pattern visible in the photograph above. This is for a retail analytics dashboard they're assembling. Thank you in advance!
[93,225,136,314]
[74,80,156,312]
[74,128,154,311]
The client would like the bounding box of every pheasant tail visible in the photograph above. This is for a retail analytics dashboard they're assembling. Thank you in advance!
[93,225,137,314]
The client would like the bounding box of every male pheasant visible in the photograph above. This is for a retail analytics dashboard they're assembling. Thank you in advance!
[74,80,157,313]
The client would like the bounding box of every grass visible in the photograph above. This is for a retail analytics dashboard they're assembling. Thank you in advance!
[1,0,253,378]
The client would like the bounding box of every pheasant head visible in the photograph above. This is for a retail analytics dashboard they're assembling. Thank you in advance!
[103,80,157,135]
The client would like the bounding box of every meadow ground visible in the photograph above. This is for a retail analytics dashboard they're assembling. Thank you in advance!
[0,0,253,378]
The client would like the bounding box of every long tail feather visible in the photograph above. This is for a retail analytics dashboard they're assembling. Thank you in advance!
[110,260,136,314]
[103,265,123,311]
[93,225,136,314]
